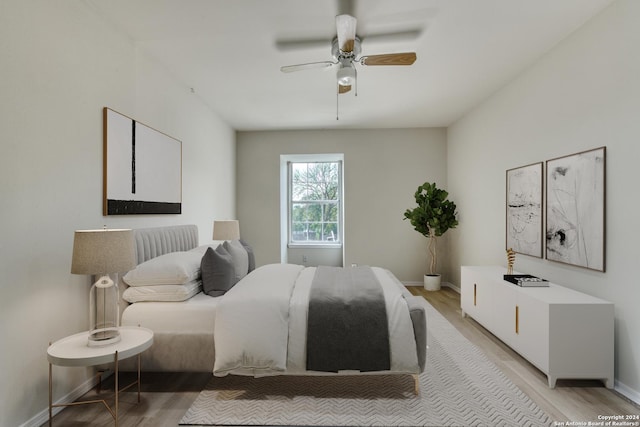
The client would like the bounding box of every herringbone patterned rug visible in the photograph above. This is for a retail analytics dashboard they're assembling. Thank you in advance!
[180,298,552,426]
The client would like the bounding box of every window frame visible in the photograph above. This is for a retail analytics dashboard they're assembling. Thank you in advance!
[280,154,344,250]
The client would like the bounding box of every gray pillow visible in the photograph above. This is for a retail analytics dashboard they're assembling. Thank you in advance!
[239,239,255,272]
[201,245,235,297]
[223,239,249,282]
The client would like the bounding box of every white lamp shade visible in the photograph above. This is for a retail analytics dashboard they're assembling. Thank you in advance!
[71,229,136,275]
[213,220,240,240]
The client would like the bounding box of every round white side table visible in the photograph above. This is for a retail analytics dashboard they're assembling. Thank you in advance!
[47,326,153,426]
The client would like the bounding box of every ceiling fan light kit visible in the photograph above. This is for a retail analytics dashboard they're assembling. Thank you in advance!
[337,64,356,86]
[280,12,418,118]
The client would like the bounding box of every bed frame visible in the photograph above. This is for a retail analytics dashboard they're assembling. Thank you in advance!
[118,224,199,315]
[118,225,426,375]
[118,224,212,371]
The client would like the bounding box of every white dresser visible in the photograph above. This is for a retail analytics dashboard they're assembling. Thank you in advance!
[461,266,614,388]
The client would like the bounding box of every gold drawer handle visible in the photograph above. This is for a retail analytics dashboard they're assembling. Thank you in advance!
[515,305,519,334]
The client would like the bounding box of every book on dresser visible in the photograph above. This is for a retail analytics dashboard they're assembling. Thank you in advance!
[503,274,549,287]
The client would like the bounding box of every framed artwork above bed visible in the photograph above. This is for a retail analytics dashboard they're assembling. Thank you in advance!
[103,107,182,215]
[506,162,543,258]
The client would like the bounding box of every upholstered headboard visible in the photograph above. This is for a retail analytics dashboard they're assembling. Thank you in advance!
[132,224,199,264]
[118,224,199,317]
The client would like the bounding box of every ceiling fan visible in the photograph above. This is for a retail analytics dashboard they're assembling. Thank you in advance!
[280,14,417,96]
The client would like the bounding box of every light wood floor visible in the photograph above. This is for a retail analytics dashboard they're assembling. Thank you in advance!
[45,286,639,426]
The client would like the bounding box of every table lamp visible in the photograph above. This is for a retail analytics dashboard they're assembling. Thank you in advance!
[213,220,240,240]
[71,228,136,346]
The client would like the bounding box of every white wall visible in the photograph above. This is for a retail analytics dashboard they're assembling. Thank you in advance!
[447,0,640,401]
[236,128,448,283]
[0,2,235,426]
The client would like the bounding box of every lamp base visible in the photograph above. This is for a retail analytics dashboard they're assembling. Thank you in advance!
[87,328,121,347]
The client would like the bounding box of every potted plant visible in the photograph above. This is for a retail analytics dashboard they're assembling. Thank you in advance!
[403,182,458,290]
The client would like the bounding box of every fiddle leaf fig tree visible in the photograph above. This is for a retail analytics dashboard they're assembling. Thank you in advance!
[403,182,459,275]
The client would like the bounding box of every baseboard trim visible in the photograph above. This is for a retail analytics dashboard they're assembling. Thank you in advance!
[403,281,424,287]
[614,379,640,405]
[444,282,460,293]
[20,370,112,427]
[404,281,460,293]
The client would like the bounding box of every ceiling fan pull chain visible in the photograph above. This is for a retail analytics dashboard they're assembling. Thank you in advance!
[355,67,358,96]
[336,88,340,120]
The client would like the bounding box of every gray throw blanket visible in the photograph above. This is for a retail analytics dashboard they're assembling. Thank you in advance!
[306,266,391,372]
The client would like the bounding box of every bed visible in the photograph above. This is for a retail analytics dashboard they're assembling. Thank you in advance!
[118,225,426,378]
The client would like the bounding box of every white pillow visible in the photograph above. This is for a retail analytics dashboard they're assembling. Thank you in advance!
[223,240,249,283]
[123,251,202,286]
[122,280,202,303]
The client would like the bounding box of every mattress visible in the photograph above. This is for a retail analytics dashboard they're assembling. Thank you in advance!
[121,292,220,334]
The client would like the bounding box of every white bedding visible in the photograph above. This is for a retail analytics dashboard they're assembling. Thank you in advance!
[213,263,303,376]
[213,264,419,377]
[121,292,220,334]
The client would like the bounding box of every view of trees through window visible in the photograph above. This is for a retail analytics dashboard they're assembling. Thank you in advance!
[290,161,340,243]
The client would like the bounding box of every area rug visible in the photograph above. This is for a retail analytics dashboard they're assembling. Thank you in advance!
[180,299,552,426]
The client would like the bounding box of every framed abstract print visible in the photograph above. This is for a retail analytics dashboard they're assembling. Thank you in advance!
[103,108,182,215]
[546,147,605,271]
[506,162,543,258]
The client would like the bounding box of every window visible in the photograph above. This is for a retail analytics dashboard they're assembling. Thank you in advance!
[281,154,343,248]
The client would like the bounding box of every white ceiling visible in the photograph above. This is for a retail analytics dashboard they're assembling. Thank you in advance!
[86,0,613,131]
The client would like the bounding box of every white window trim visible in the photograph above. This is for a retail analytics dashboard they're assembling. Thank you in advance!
[280,154,345,263]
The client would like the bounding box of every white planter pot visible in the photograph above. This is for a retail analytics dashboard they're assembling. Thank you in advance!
[424,274,441,291]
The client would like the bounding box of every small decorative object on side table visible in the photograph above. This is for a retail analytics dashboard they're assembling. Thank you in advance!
[47,326,153,426]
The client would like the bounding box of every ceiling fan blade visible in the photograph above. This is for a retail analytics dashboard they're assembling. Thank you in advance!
[336,0,356,17]
[275,37,330,51]
[360,52,416,66]
[360,29,423,45]
[336,14,357,53]
[338,85,352,94]
[280,61,337,73]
